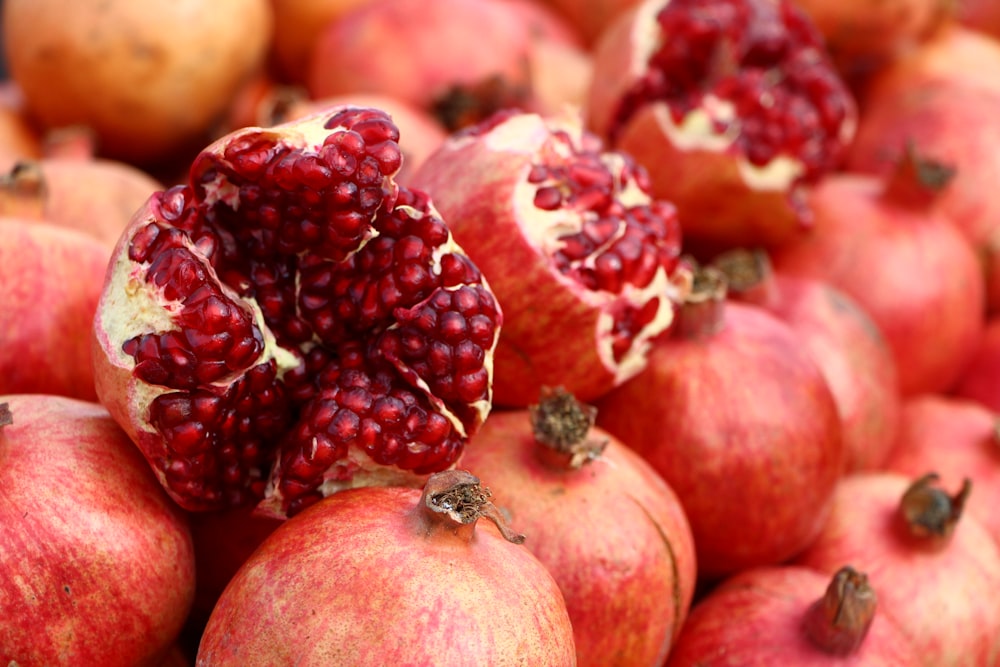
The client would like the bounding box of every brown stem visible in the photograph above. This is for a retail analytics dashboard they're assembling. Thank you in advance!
[530,386,608,469]
[803,566,878,656]
[898,472,971,542]
[0,160,48,220]
[0,402,11,428]
[675,261,728,340]
[883,141,956,209]
[709,247,779,308]
[420,469,525,544]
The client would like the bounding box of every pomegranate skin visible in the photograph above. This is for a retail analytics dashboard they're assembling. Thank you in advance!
[770,170,986,397]
[665,565,920,666]
[718,252,901,472]
[883,395,1000,546]
[952,317,1000,412]
[458,405,698,666]
[0,218,109,401]
[0,395,196,666]
[596,298,844,578]
[795,472,1000,667]
[196,481,577,665]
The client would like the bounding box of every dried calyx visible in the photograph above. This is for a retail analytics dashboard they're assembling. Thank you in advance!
[529,386,609,469]
[803,565,878,656]
[675,260,729,339]
[421,469,525,544]
[898,472,972,542]
[0,402,11,428]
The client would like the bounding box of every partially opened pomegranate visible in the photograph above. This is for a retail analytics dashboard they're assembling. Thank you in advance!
[586,0,856,251]
[410,109,689,407]
[91,107,503,518]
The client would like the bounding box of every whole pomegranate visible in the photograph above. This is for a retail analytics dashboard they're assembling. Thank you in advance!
[586,0,857,251]
[713,248,901,472]
[269,0,376,83]
[196,470,577,665]
[666,565,921,665]
[91,106,503,518]
[952,317,1000,411]
[410,109,689,407]
[459,387,698,666]
[308,0,582,132]
[957,0,1000,38]
[0,395,195,666]
[595,265,844,578]
[771,149,986,396]
[0,158,162,247]
[883,395,1000,546]
[795,472,1000,666]
[0,218,109,401]
[0,87,40,170]
[2,0,273,165]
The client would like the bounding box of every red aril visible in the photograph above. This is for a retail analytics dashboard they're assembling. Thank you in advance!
[458,387,698,666]
[795,472,1000,667]
[0,218,109,401]
[595,265,844,578]
[952,317,1000,411]
[586,0,857,251]
[195,470,577,665]
[770,150,986,396]
[410,109,689,407]
[91,106,503,518]
[883,395,1000,546]
[278,93,449,184]
[665,565,921,665]
[713,248,901,472]
[0,395,195,666]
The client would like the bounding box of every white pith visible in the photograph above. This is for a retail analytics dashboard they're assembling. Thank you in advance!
[631,0,807,192]
[480,111,685,382]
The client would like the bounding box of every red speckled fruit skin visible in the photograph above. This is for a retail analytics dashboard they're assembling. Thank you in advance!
[665,565,921,666]
[196,484,578,666]
[458,408,698,667]
[794,472,1000,667]
[0,394,195,667]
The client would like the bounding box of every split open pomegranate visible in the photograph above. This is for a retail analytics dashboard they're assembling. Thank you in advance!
[92,107,503,518]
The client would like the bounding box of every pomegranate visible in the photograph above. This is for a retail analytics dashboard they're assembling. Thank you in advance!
[0,158,162,247]
[410,109,689,407]
[795,472,1000,666]
[883,395,1000,546]
[770,149,986,396]
[278,92,450,184]
[307,0,582,132]
[0,218,109,401]
[595,265,844,578]
[665,565,921,665]
[91,106,503,518]
[847,27,1000,287]
[586,0,857,251]
[0,91,40,170]
[2,0,273,166]
[788,0,950,81]
[458,387,698,666]
[0,395,195,666]
[538,0,642,45]
[269,0,376,83]
[712,248,901,472]
[196,470,577,665]
[952,317,1000,411]
[988,235,1000,315]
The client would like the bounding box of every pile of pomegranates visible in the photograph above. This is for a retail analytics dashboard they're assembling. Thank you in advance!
[2,0,998,663]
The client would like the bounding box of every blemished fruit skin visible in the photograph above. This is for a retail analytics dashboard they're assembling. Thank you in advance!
[0,394,196,667]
